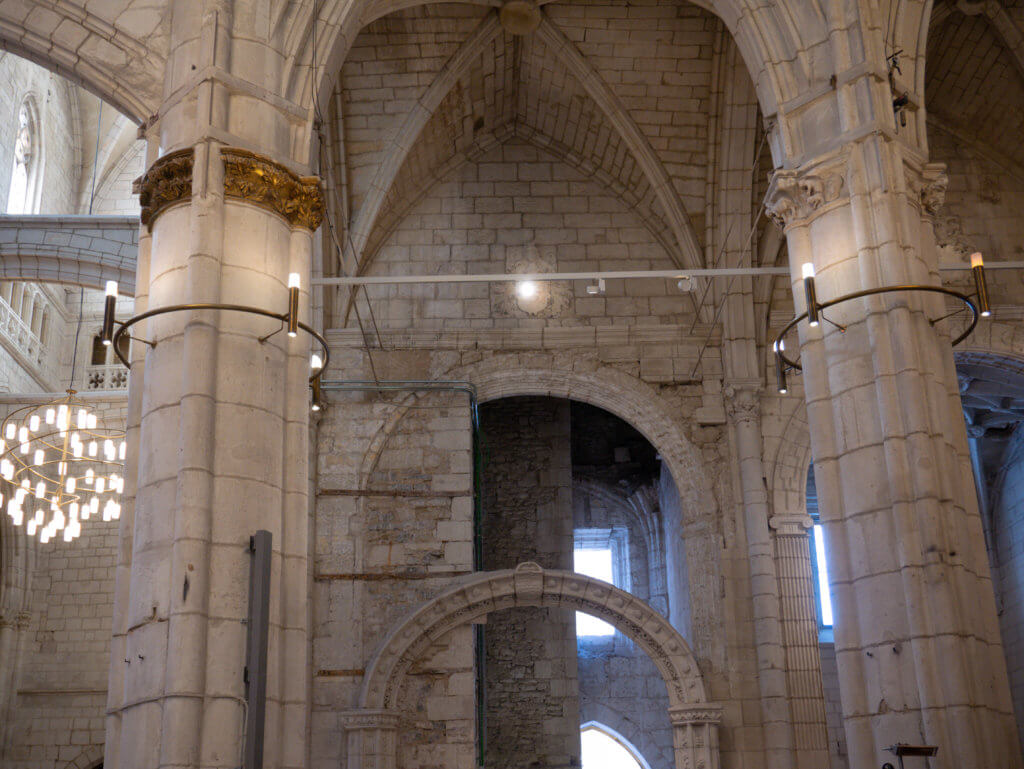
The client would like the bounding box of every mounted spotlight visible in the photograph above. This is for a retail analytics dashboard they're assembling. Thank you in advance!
[586,278,606,295]
[101,281,117,346]
[773,340,788,395]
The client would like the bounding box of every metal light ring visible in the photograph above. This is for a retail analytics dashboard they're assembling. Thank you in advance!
[110,303,331,384]
[774,284,980,372]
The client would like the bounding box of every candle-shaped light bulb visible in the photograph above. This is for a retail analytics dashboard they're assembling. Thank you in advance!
[29,415,39,432]
[33,449,43,466]
[311,353,323,371]
[801,262,819,328]
[119,441,126,460]
[87,414,97,429]
[66,477,76,494]
[88,441,97,457]
[77,410,87,429]
[26,518,36,536]
[85,468,94,484]
[4,424,15,440]
[287,272,301,338]
[45,408,55,425]
[102,282,118,346]
[18,426,28,443]
[96,477,106,494]
[34,481,45,499]
[970,252,991,317]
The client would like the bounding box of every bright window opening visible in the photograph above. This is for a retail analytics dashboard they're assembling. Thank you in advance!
[581,723,650,769]
[574,527,630,638]
[810,524,834,627]
[574,547,616,636]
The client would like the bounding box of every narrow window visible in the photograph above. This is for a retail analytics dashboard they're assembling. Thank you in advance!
[574,527,629,637]
[7,101,39,215]
[806,466,834,629]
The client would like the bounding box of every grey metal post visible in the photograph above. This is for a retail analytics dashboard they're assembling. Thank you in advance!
[244,530,272,769]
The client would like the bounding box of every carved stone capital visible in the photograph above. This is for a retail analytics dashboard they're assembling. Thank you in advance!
[769,514,814,537]
[222,148,325,231]
[0,610,32,629]
[910,162,948,217]
[766,166,845,229]
[339,709,402,731]
[669,703,723,726]
[136,148,194,230]
[723,386,761,425]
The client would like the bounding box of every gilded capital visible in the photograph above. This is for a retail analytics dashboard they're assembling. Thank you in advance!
[222,148,324,231]
[136,148,194,230]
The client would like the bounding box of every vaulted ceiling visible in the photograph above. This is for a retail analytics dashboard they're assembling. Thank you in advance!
[335,2,719,279]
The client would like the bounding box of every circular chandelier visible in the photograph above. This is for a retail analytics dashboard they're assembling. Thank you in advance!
[1,389,126,543]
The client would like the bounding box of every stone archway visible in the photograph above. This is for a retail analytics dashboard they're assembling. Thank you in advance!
[341,563,721,769]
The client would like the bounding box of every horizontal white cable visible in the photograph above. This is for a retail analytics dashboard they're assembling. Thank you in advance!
[313,261,1024,286]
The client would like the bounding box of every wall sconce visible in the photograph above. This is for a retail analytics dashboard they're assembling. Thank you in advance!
[773,259,989,394]
[101,274,330,411]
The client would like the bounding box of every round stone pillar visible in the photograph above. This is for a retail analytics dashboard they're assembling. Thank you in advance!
[767,137,1021,768]
[103,4,324,767]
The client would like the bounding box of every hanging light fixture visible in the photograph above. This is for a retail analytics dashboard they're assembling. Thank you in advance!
[100,273,329,411]
[1,390,125,543]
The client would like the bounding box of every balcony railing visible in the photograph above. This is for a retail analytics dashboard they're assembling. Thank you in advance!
[85,364,129,391]
[0,298,58,385]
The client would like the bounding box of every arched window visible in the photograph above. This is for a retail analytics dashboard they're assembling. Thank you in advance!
[6,99,41,215]
[580,723,651,769]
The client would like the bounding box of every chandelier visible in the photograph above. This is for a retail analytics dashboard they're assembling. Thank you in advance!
[1,389,126,543]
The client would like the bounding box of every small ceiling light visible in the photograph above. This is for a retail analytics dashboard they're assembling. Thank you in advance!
[517,280,538,300]
[586,278,606,295]
[677,277,693,292]
[970,252,991,317]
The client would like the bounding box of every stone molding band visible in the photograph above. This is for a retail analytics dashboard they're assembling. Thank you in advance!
[136,147,324,232]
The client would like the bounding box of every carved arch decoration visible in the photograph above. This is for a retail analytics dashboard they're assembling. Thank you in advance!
[342,563,722,769]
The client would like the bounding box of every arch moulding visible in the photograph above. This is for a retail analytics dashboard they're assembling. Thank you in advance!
[342,563,722,769]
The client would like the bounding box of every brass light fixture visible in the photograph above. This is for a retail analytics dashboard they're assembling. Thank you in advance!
[101,273,330,411]
[774,254,990,394]
[0,391,126,542]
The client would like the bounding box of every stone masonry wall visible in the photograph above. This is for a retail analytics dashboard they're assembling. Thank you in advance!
[480,397,579,769]
[312,374,476,769]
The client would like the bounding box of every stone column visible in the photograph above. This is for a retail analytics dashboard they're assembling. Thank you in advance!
[767,139,1021,767]
[103,3,323,768]
[340,710,401,769]
[724,386,795,768]
[769,514,829,768]
[0,610,31,746]
[669,704,723,769]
